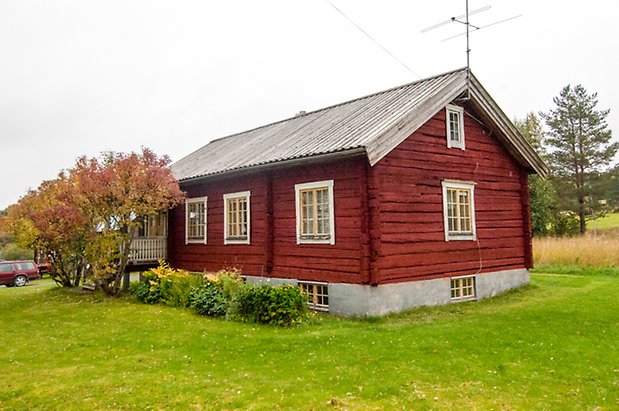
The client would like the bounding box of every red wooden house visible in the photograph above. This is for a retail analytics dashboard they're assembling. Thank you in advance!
[166,68,547,316]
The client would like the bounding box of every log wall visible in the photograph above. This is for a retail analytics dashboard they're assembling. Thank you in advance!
[168,156,366,283]
[371,106,530,284]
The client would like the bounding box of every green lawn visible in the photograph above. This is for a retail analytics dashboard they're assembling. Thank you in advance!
[1,273,618,410]
[588,212,619,230]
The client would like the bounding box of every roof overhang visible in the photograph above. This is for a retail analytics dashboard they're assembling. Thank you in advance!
[178,147,367,185]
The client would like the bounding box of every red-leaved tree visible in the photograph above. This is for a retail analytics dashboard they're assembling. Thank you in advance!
[5,148,184,295]
[72,148,184,296]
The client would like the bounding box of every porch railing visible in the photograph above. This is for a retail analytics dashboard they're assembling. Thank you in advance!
[128,236,167,263]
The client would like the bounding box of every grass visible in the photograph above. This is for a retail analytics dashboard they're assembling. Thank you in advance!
[1,273,618,410]
[587,212,619,230]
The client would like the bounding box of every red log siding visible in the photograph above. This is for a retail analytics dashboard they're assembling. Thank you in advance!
[168,156,366,284]
[269,157,364,283]
[168,173,268,274]
[371,107,528,284]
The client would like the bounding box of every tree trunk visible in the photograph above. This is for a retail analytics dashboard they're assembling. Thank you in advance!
[578,194,587,235]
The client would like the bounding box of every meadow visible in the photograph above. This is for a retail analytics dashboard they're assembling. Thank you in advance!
[1,269,618,410]
[534,212,619,272]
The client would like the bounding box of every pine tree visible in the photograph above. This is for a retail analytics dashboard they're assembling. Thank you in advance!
[541,85,618,234]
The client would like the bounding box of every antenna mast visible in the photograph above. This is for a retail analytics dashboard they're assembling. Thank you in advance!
[422,2,522,100]
[465,0,471,98]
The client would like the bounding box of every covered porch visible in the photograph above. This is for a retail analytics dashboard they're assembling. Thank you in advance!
[128,212,168,265]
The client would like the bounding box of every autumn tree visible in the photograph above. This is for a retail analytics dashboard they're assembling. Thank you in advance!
[515,113,558,236]
[72,148,184,296]
[5,148,184,294]
[5,175,89,286]
[541,85,618,234]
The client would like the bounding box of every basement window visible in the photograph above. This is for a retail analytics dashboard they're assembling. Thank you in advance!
[223,191,250,244]
[299,281,329,311]
[186,197,207,244]
[446,104,465,149]
[450,276,476,301]
[442,180,476,241]
[295,180,335,245]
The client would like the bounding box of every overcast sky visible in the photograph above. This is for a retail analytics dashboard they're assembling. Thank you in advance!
[1,0,618,209]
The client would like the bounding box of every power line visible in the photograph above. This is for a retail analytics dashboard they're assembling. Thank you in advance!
[324,0,422,79]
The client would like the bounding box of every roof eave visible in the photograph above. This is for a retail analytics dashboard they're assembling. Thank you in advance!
[468,75,549,178]
[177,147,367,185]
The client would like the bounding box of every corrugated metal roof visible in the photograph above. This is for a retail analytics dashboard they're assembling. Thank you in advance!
[172,68,548,181]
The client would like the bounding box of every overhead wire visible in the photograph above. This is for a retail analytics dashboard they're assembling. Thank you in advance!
[324,0,422,79]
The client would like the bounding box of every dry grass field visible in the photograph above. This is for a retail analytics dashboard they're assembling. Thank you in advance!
[534,213,619,269]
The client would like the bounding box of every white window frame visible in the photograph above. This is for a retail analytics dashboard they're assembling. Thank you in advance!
[185,196,208,244]
[450,275,477,301]
[298,281,329,311]
[294,180,335,245]
[223,191,251,245]
[442,180,476,241]
[446,104,465,150]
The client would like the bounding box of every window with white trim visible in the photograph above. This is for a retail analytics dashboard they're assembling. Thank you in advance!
[185,197,207,244]
[223,191,250,244]
[295,180,335,245]
[450,276,476,301]
[299,281,329,311]
[446,104,465,149]
[442,180,476,241]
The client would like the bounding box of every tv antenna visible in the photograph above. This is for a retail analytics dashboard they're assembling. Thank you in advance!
[422,1,522,99]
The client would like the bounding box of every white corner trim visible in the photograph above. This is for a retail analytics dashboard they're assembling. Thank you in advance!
[223,191,251,245]
[446,104,465,150]
[441,180,476,241]
[185,196,208,244]
[294,180,335,245]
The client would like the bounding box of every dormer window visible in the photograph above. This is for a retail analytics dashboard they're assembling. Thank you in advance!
[446,104,465,149]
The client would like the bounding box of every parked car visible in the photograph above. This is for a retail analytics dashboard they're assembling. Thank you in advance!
[0,260,41,287]
[36,262,53,276]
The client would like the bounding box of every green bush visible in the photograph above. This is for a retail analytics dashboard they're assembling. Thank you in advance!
[130,271,161,304]
[130,262,200,307]
[228,282,308,326]
[189,282,228,317]
[132,263,308,326]
[552,211,581,237]
[159,271,202,308]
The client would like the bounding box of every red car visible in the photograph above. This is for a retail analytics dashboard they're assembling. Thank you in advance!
[0,260,41,287]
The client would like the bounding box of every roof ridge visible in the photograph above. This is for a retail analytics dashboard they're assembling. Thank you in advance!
[204,67,468,146]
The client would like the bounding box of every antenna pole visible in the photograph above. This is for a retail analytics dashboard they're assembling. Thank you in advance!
[465,0,471,99]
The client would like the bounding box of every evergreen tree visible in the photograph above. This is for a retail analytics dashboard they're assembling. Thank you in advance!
[541,85,618,234]
[515,113,558,236]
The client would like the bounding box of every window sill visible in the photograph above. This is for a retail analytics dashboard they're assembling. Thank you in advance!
[297,237,334,245]
[186,239,207,244]
[224,238,250,245]
[451,296,478,302]
[445,233,476,241]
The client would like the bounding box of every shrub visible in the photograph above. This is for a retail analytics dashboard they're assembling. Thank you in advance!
[228,282,308,326]
[190,268,244,317]
[189,282,227,316]
[159,272,201,307]
[133,263,308,327]
[131,261,201,307]
[551,211,580,237]
[130,271,161,304]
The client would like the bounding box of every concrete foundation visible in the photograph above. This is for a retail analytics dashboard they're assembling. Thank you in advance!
[244,268,530,317]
